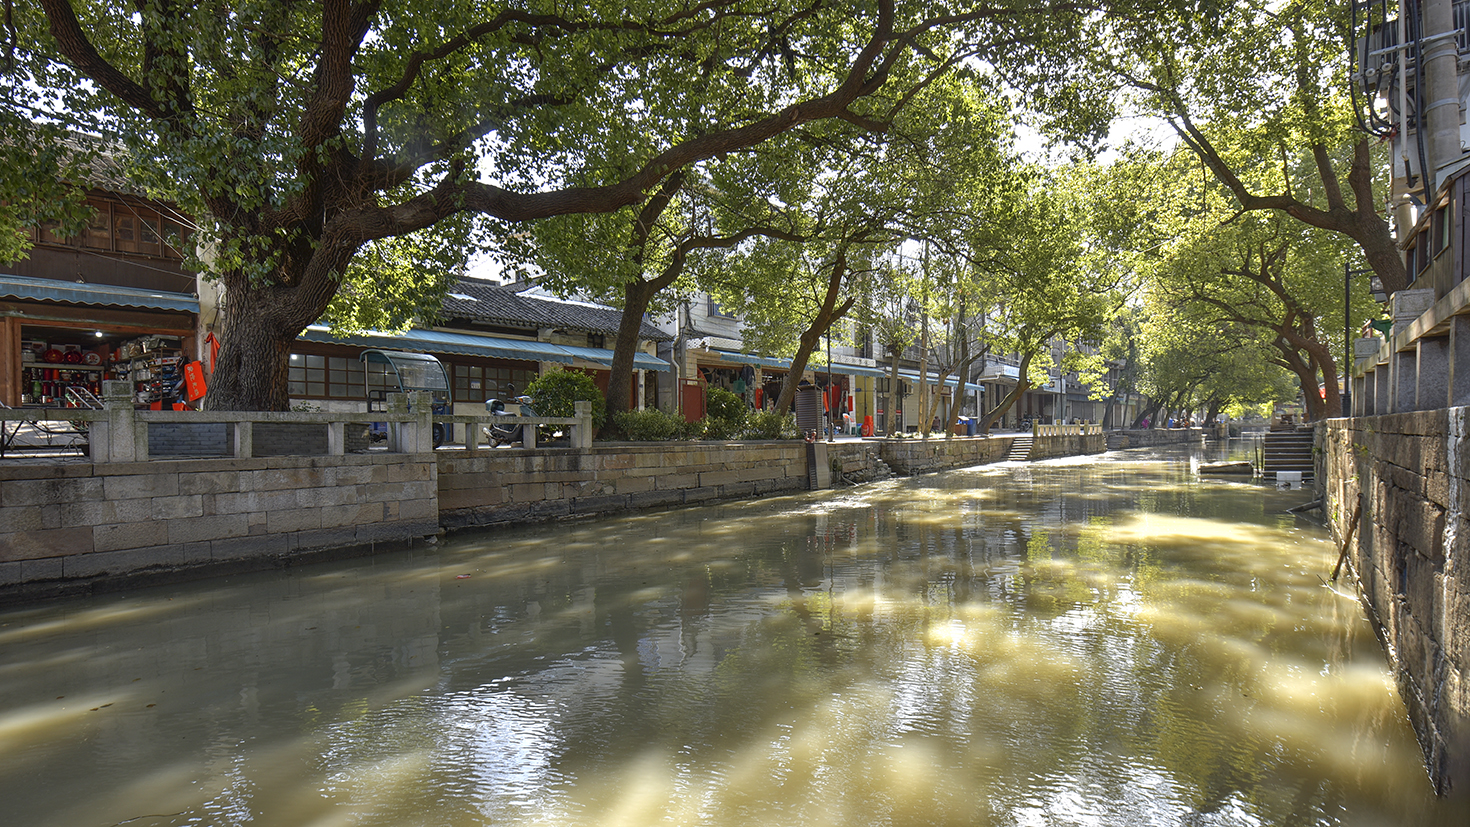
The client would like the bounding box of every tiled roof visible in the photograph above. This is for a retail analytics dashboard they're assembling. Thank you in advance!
[442,279,671,342]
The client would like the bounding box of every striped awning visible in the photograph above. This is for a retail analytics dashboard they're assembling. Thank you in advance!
[299,325,669,371]
[0,273,198,313]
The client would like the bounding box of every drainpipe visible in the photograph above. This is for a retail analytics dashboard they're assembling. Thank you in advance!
[1422,0,1461,197]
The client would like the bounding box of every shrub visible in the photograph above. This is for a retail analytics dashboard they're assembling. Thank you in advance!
[701,414,743,441]
[706,386,747,426]
[614,408,683,441]
[743,409,797,440]
[524,369,607,431]
[676,417,707,440]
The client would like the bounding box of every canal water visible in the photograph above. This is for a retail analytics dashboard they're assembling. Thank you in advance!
[1,443,1463,826]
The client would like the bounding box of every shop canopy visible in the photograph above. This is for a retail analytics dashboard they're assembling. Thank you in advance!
[898,369,983,393]
[708,348,889,379]
[0,273,199,312]
[300,325,669,371]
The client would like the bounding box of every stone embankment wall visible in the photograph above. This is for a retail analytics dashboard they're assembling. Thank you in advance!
[1,432,1107,599]
[1032,433,1108,460]
[1104,428,1204,450]
[0,454,439,599]
[876,435,1016,474]
[1318,410,1469,796]
[438,442,810,531]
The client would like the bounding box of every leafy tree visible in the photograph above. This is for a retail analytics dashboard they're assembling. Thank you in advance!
[972,169,1125,434]
[1101,0,1407,293]
[9,0,1126,410]
[1130,144,1378,422]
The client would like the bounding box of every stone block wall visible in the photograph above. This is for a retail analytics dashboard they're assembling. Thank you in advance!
[828,442,893,483]
[0,453,440,599]
[147,422,374,457]
[438,442,810,530]
[1104,428,1204,450]
[1032,433,1108,460]
[1319,410,1470,795]
[877,435,1017,475]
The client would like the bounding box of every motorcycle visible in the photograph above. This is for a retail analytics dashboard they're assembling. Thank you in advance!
[485,390,536,447]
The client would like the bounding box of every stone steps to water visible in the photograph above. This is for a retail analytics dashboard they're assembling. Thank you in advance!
[1262,430,1315,476]
[1007,435,1034,461]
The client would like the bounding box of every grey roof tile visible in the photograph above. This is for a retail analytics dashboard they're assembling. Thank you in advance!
[443,279,671,341]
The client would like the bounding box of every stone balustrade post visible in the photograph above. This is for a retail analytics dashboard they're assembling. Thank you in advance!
[387,392,433,453]
[411,391,433,453]
[386,393,409,452]
[93,380,139,463]
[572,401,592,450]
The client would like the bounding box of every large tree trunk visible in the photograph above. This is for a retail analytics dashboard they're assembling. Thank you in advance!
[204,271,339,411]
[978,351,1033,434]
[606,278,663,428]
[774,254,855,414]
[886,347,902,436]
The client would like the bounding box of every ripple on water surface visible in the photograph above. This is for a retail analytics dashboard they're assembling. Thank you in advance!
[0,444,1463,826]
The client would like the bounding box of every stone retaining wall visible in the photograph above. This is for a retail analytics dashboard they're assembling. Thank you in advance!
[1319,410,1469,795]
[0,454,440,599]
[876,435,1016,474]
[438,442,810,531]
[1105,427,1204,450]
[1032,433,1108,460]
[147,422,373,457]
[1,431,1113,600]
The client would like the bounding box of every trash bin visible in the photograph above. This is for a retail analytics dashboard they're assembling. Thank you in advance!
[795,382,822,435]
[956,416,974,436]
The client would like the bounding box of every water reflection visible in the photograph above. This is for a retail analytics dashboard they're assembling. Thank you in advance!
[0,443,1461,826]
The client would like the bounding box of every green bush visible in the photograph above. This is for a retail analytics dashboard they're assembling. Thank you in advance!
[676,417,707,440]
[706,386,747,425]
[743,409,797,440]
[524,369,607,431]
[701,415,743,441]
[614,408,683,441]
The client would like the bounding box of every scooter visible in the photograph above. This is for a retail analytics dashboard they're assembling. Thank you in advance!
[485,391,536,447]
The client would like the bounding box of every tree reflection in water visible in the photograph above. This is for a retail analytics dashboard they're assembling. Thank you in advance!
[0,444,1461,826]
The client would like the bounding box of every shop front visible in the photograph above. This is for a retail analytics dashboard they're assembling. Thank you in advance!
[293,325,668,425]
[0,275,200,409]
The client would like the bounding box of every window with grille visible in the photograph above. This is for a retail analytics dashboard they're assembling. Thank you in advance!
[452,362,536,402]
[288,353,388,399]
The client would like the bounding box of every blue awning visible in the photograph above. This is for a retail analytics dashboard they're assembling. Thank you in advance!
[708,348,793,370]
[899,369,982,393]
[299,326,668,371]
[0,273,198,312]
[828,361,888,378]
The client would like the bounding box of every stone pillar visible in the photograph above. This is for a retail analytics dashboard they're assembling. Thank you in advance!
[1451,315,1470,408]
[1393,347,1419,412]
[388,391,433,453]
[1375,366,1392,416]
[386,393,410,452]
[1393,289,1437,337]
[325,421,346,455]
[572,400,592,450]
[92,380,139,463]
[1353,374,1369,417]
[233,421,253,459]
[1417,337,1452,411]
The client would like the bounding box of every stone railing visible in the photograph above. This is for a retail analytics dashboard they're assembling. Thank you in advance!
[0,381,593,461]
[1033,422,1102,437]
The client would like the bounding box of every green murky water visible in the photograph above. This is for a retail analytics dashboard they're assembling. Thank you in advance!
[0,444,1461,826]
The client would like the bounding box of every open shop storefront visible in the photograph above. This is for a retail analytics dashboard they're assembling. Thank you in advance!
[0,275,202,410]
